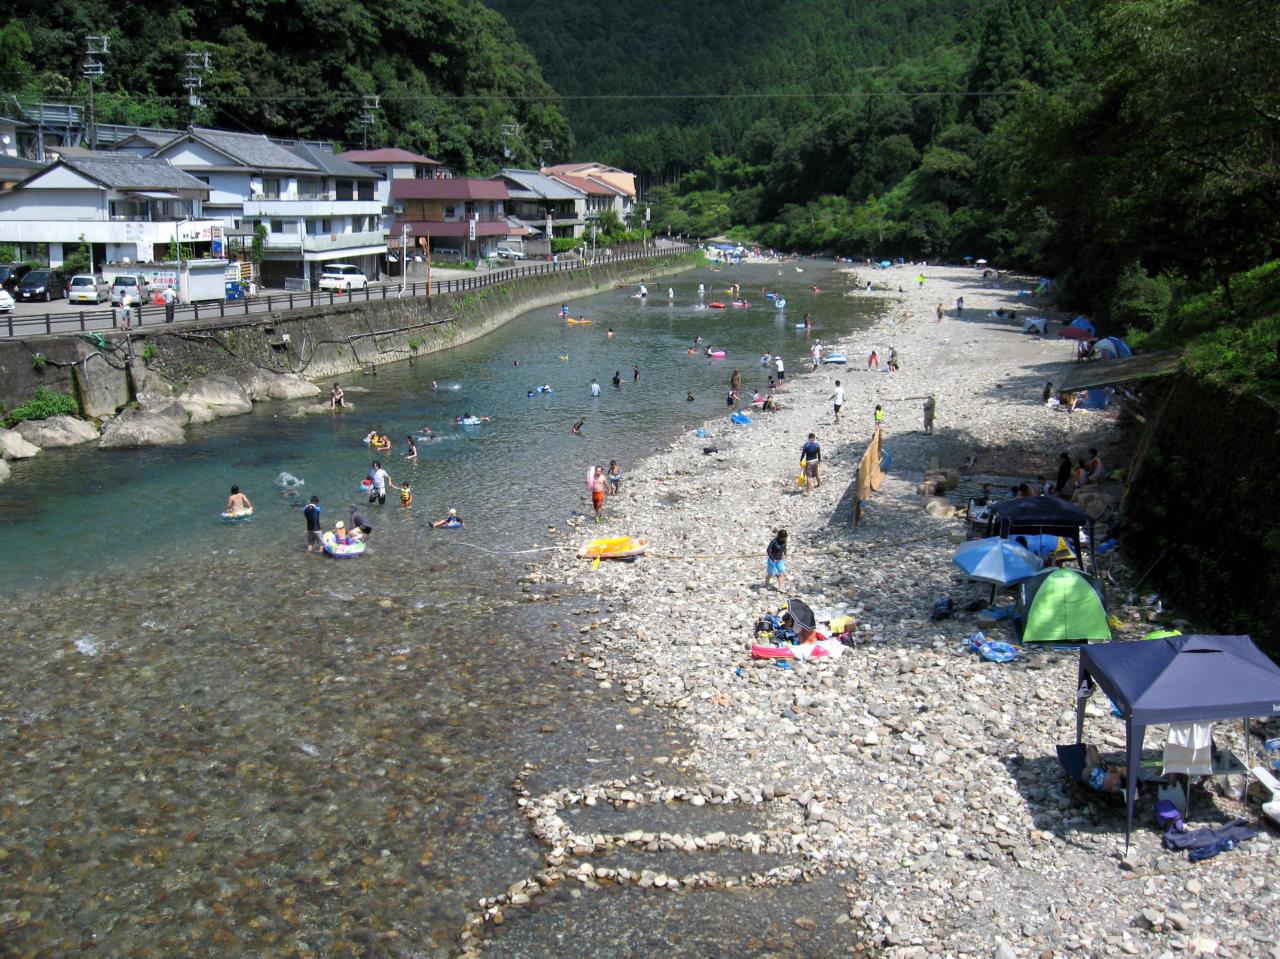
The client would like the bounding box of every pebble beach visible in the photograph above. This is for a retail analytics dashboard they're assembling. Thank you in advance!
[493,266,1280,958]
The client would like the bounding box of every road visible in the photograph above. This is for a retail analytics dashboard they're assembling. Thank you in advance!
[0,246,686,339]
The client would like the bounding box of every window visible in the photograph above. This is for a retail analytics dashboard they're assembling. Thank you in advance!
[357,180,374,201]
[261,177,280,197]
[335,179,353,201]
[194,174,210,185]
[320,218,331,233]
[445,206,456,219]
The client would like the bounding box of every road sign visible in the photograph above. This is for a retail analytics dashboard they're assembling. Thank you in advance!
[468,218,477,242]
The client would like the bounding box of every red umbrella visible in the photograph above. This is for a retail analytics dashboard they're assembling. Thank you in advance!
[1058,326,1093,341]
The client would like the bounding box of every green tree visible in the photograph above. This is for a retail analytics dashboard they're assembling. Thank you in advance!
[61,235,92,276]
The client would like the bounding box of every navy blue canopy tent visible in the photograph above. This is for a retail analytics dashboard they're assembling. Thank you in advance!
[1074,635,1280,846]
[985,495,1095,573]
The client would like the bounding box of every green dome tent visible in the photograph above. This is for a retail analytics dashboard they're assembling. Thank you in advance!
[1016,567,1112,644]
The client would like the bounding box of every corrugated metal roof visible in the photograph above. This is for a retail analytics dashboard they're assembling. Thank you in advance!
[495,168,584,200]
[184,127,315,171]
[60,155,211,191]
[289,143,380,179]
[1059,351,1182,392]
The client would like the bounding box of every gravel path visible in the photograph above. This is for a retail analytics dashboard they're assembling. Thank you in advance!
[513,265,1280,959]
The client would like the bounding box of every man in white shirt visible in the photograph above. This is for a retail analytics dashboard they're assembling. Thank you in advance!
[590,378,601,397]
[774,354,785,387]
[831,380,845,424]
[367,460,399,505]
[163,285,176,323]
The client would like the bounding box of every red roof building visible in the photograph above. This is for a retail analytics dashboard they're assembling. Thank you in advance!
[390,179,508,201]
[338,148,442,166]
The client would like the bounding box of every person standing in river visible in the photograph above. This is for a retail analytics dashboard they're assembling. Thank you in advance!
[304,495,323,553]
[612,370,622,388]
[730,368,742,394]
[633,364,640,383]
[923,395,936,434]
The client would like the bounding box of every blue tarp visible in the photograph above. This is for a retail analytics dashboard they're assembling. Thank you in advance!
[1076,635,1280,847]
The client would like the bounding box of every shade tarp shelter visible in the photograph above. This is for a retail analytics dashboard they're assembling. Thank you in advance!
[1074,634,1280,846]
[986,495,1094,572]
[1017,567,1111,644]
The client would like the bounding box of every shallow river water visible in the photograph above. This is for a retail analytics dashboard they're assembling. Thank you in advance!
[0,262,876,956]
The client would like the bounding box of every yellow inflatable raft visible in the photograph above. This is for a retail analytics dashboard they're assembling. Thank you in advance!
[578,536,648,560]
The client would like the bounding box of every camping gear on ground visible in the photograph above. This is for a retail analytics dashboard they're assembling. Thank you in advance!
[1094,336,1133,360]
[1058,326,1094,341]
[1074,634,1280,847]
[1162,818,1256,861]
[931,596,954,621]
[1154,799,1185,833]
[578,536,647,560]
[952,536,1043,586]
[965,631,1018,663]
[1251,766,1280,829]
[1022,317,1048,334]
[1016,567,1111,644]
[784,598,816,632]
[731,411,752,425]
[1068,316,1096,334]
[987,495,1094,573]
[1163,722,1214,777]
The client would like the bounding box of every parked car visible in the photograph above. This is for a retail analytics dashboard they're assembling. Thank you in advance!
[494,246,526,260]
[0,288,13,313]
[317,264,368,291]
[110,274,150,306]
[67,274,108,304]
[0,264,32,293]
[18,269,67,302]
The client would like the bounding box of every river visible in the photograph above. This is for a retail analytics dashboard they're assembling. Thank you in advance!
[0,261,877,956]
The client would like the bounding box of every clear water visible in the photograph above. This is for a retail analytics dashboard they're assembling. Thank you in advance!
[0,262,875,956]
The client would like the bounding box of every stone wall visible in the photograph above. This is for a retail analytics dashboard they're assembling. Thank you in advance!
[0,253,695,421]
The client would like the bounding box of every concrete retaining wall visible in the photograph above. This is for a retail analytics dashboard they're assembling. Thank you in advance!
[0,253,695,421]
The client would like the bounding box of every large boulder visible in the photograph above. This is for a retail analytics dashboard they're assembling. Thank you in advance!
[924,496,957,518]
[292,401,355,417]
[236,369,321,401]
[99,409,186,448]
[0,458,10,484]
[177,374,253,420]
[139,397,192,425]
[14,415,100,448]
[0,428,41,460]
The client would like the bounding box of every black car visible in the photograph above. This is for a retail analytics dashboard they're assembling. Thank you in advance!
[17,269,67,302]
[0,264,32,293]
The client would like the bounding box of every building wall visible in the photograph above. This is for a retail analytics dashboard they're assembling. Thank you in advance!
[0,186,104,220]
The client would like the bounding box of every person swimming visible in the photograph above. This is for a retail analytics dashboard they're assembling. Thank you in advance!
[606,327,614,338]
[431,508,463,528]
[687,390,694,402]
[405,435,418,460]
[571,417,585,435]
[455,413,491,425]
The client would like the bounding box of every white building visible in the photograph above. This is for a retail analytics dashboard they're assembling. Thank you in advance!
[152,128,385,288]
[543,162,637,226]
[490,169,586,240]
[0,154,220,268]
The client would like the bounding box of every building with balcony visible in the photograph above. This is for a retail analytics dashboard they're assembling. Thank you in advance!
[152,128,385,287]
[543,162,637,226]
[389,178,511,259]
[490,169,586,241]
[0,154,220,267]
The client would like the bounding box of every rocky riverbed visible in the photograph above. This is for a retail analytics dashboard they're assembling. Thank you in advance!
[501,267,1280,958]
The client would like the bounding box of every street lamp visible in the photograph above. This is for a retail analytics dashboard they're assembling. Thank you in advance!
[399,223,408,297]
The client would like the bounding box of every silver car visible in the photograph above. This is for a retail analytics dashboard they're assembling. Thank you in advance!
[110,274,149,306]
[68,274,108,304]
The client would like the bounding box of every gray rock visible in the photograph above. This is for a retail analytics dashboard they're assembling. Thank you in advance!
[0,458,10,484]
[98,409,186,448]
[292,401,354,417]
[0,427,41,460]
[13,415,99,448]
[236,369,321,401]
[176,373,252,419]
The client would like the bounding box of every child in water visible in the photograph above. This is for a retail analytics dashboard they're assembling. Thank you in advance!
[400,485,413,507]
[571,417,585,435]
[431,509,463,528]
[607,460,622,494]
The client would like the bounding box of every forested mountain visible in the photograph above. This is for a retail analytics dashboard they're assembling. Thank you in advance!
[0,0,568,172]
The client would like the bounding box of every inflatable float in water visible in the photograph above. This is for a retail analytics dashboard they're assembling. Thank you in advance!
[706,349,726,358]
[221,508,253,521]
[708,302,726,309]
[566,319,592,325]
[775,298,787,309]
[322,534,366,558]
[579,535,648,560]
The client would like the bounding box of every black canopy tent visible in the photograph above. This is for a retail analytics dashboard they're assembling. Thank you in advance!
[1074,635,1280,847]
[986,495,1095,574]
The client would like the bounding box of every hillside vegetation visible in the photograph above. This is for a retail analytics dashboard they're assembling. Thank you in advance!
[0,0,569,173]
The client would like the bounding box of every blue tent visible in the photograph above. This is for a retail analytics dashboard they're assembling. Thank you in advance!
[1075,635,1280,847]
[879,260,892,269]
[1068,316,1096,335]
[1094,336,1133,360]
[987,495,1093,571]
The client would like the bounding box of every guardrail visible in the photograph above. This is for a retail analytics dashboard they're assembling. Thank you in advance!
[0,242,695,339]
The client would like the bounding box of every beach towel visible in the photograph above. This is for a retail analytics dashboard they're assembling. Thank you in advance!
[1163,722,1214,777]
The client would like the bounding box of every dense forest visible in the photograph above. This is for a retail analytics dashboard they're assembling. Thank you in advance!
[0,0,569,172]
[493,0,1279,393]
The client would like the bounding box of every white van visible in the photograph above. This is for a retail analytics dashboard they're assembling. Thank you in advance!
[317,264,368,291]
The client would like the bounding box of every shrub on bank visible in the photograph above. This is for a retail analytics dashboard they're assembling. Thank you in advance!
[7,387,80,426]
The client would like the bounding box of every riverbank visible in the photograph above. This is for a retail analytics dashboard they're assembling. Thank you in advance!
[0,250,698,469]
[491,267,1279,957]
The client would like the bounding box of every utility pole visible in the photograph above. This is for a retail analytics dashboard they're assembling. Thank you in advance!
[184,50,211,127]
[399,222,408,296]
[359,94,380,150]
[83,35,109,150]
[537,138,552,167]
[500,122,522,161]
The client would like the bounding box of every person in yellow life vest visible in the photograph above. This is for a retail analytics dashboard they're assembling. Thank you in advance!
[874,404,885,427]
[400,485,413,508]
